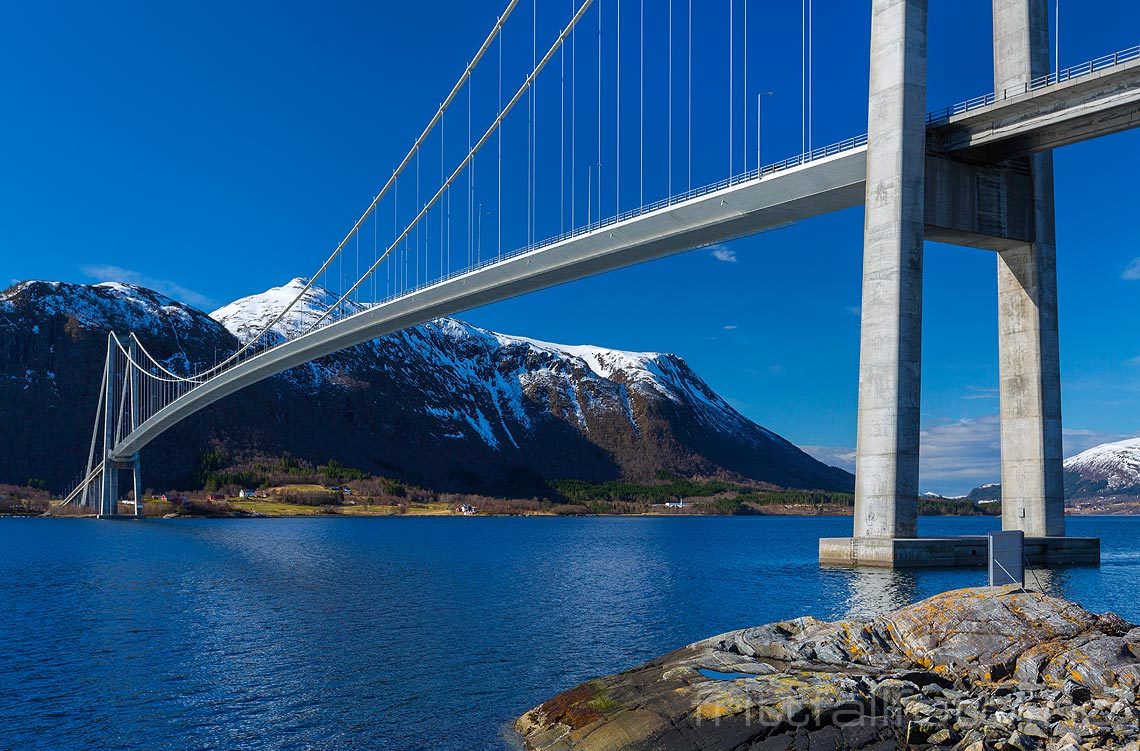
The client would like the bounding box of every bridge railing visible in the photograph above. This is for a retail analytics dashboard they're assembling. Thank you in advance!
[298,132,871,321]
[926,42,1140,125]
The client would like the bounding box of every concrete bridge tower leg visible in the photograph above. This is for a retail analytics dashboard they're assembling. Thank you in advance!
[851,0,928,541]
[98,333,119,519]
[128,336,143,517]
[992,0,1065,538]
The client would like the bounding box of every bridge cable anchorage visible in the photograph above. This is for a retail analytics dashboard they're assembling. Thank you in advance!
[59,461,105,508]
[180,0,520,377]
[302,0,596,335]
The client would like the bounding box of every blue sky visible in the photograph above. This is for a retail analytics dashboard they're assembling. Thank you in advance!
[2,0,1138,494]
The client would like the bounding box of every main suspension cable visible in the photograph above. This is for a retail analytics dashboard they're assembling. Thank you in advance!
[305,0,596,334]
[194,0,521,379]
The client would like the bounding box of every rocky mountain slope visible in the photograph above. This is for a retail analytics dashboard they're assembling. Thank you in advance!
[0,278,852,496]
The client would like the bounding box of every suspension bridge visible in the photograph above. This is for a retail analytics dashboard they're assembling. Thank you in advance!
[61,0,1139,566]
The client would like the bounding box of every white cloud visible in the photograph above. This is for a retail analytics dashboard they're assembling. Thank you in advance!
[723,324,738,331]
[918,415,1002,495]
[804,417,1131,497]
[962,386,999,401]
[846,305,862,317]
[1124,258,1140,280]
[1127,355,1140,366]
[1062,427,1129,457]
[804,419,1002,493]
[80,264,215,310]
[801,445,857,472]
[710,245,738,263]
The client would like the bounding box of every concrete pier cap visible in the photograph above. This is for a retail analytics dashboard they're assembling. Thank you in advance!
[819,536,1100,568]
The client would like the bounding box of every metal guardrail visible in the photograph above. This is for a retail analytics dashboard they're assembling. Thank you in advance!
[926,43,1140,125]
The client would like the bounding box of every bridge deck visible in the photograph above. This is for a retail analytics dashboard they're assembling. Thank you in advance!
[110,148,868,461]
[930,51,1140,160]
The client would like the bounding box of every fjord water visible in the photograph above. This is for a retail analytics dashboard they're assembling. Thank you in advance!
[3,516,1138,750]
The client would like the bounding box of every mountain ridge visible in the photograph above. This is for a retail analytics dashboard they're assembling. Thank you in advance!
[0,278,853,496]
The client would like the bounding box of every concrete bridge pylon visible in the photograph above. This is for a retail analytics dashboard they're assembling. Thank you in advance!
[820,0,1098,567]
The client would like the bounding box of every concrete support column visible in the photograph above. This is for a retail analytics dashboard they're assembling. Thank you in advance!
[993,0,1065,537]
[853,0,928,539]
[128,336,143,517]
[100,336,119,518]
[132,460,143,517]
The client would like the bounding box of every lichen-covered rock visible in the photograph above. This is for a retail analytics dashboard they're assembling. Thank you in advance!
[514,587,1140,751]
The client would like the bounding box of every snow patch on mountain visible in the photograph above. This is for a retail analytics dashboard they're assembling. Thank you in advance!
[1064,437,1140,493]
[207,279,774,450]
[2,280,212,336]
[211,277,367,344]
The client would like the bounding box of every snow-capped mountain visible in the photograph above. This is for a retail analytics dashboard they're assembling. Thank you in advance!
[210,278,784,447]
[0,278,853,495]
[966,482,1002,502]
[1064,438,1140,499]
[211,278,368,344]
[2,280,219,340]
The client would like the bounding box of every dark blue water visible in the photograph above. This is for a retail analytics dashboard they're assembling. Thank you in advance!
[2,515,1137,750]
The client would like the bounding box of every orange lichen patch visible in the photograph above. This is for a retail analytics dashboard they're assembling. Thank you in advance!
[837,622,883,662]
[696,703,730,720]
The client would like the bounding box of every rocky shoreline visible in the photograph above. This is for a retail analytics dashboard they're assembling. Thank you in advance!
[514,587,1140,751]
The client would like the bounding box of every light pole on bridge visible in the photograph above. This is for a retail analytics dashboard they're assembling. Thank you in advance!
[757,91,775,171]
[476,203,493,261]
